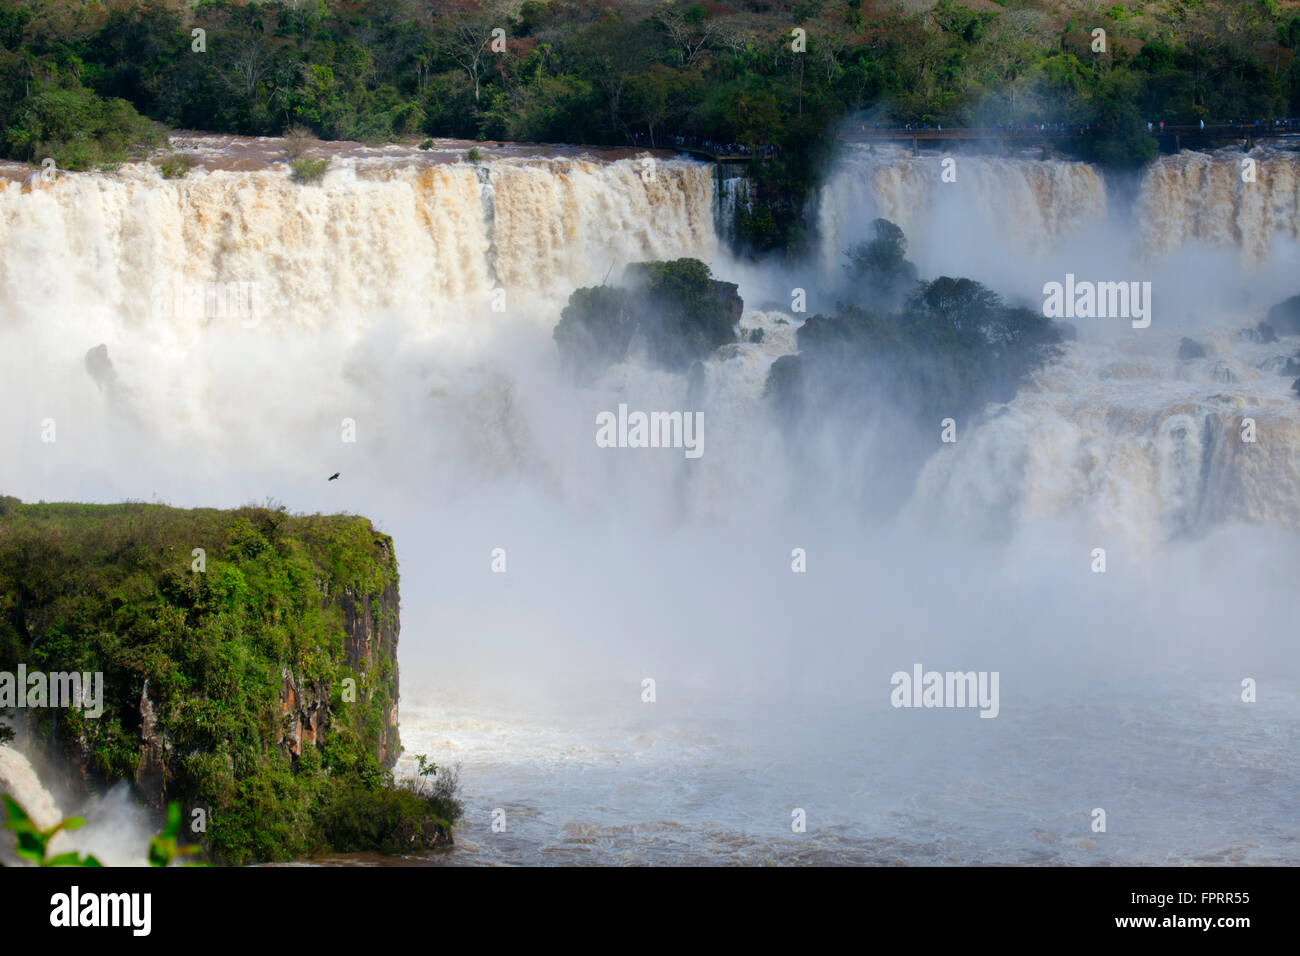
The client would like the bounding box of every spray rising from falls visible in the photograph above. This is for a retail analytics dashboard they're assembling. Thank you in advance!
[818,145,1300,280]
[2,140,1299,864]
[817,146,1300,544]
[5,140,1296,534]
[2,142,1299,569]
[0,744,158,866]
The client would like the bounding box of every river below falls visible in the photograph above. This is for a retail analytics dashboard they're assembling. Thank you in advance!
[292,676,1300,867]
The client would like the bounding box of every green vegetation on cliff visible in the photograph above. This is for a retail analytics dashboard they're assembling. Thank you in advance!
[0,497,458,864]
[3,2,1297,248]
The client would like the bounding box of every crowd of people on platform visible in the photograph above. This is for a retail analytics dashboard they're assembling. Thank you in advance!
[849,118,1300,135]
[619,117,1299,155]
[623,131,781,157]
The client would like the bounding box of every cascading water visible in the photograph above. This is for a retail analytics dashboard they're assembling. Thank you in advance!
[2,136,1298,865]
[817,145,1300,546]
[815,147,1109,288]
[816,144,1300,279]
[1137,148,1300,265]
[0,148,716,336]
[0,742,158,866]
[907,327,1300,547]
[0,744,63,833]
[713,161,753,245]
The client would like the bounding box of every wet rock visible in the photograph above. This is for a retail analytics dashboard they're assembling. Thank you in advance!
[1178,337,1207,359]
[1267,294,1300,335]
[84,344,118,392]
[1238,322,1277,344]
[1211,362,1236,383]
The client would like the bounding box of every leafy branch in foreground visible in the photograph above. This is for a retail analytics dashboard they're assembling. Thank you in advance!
[148,802,204,867]
[2,794,102,867]
[1,793,206,867]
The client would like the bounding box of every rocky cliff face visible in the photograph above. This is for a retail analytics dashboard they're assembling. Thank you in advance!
[126,538,402,809]
[333,577,401,766]
[267,577,401,777]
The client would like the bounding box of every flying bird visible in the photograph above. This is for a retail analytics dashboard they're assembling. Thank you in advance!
[328,473,340,481]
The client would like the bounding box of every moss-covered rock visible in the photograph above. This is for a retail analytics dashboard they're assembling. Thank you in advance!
[623,258,743,371]
[1267,295,1300,336]
[554,258,742,379]
[0,499,450,863]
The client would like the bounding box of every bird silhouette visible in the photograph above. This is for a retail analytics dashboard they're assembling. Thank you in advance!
[328,473,340,481]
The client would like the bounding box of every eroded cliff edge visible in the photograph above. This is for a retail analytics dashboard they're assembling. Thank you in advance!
[0,497,445,863]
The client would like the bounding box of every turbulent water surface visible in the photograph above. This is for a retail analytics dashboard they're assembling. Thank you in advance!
[2,136,1298,865]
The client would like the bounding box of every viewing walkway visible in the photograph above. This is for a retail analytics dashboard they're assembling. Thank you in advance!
[663,121,1298,162]
[842,122,1299,153]
[673,144,760,162]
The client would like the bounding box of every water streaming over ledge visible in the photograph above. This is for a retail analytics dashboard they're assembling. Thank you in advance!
[0,145,717,339]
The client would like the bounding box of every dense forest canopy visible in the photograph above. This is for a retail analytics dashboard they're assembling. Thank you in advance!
[2,0,1298,249]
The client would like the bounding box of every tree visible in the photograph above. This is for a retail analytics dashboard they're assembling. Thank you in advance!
[904,276,1002,335]
[553,285,636,383]
[656,5,719,69]
[624,64,697,146]
[577,14,648,137]
[435,1,518,103]
[844,219,919,309]
[810,17,850,85]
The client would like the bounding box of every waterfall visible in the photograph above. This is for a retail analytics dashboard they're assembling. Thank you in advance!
[3,136,1299,866]
[816,145,1300,284]
[1137,148,1300,265]
[810,145,1300,543]
[0,150,717,340]
[4,140,1299,542]
[0,744,64,865]
[815,147,1109,285]
[713,161,752,244]
[905,331,1300,546]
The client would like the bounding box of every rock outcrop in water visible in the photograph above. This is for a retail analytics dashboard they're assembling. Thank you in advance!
[1268,295,1300,337]
[554,257,742,379]
[0,498,447,863]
